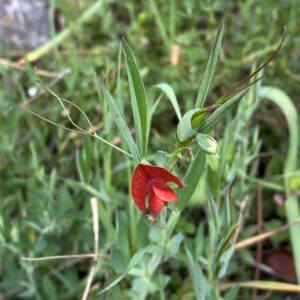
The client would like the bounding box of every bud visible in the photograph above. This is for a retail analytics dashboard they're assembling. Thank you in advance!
[196,133,219,156]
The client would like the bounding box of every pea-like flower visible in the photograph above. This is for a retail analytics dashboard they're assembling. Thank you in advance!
[131,164,184,216]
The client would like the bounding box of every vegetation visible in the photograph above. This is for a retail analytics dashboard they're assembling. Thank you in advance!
[1,1,300,299]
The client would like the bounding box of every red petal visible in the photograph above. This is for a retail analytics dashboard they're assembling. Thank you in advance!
[138,164,184,188]
[152,184,178,202]
[149,189,165,216]
[131,164,150,212]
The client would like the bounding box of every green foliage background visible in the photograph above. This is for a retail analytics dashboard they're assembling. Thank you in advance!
[0,0,299,299]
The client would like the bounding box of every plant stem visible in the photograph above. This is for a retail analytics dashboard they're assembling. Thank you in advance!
[260,86,300,283]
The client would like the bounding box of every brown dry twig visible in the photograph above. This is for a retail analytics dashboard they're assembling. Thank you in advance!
[0,57,69,78]
[234,218,300,250]
[81,197,100,300]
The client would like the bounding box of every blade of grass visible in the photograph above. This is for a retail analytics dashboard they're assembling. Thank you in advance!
[99,79,140,163]
[184,244,206,300]
[198,89,248,131]
[195,21,224,108]
[148,0,170,51]
[206,187,220,234]
[98,245,157,294]
[154,83,182,120]
[167,151,206,237]
[122,39,148,158]
[237,170,284,192]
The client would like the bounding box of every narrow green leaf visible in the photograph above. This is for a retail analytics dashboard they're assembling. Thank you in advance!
[218,246,234,278]
[49,169,57,198]
[43,276,58,299]
[176,108,198,142]
[195,21,224,108]
[65,179,111,201]
[184,244,206,300]
[99,80,140,163]
[191,105,218,128]
[178,151,206,210]
[155,83,182,120]
[76,150,88,183]
[122,39,148,158]
[148,0,170,50]
[238,171,284,191]
[116,212,130,263]
[98,246,152,294]
[224,186,231,231]
[98,204,115,245]
[111,248,126,274]
[167,151,205,237]
[199,89,248,131]
[206,187,219,233]
[98,274,126,295]
[224,284,240,300]
[167,232,184,256]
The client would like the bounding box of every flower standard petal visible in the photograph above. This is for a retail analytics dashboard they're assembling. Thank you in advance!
[138,164,184,188]
[152,184,178,202]
[131,164,150,212]
[149,189,165,216]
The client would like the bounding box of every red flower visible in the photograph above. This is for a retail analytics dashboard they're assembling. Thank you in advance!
[131,164,184,216]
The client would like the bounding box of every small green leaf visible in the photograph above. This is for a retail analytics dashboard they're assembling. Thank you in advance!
[154,151,168,167]
[177,106,219,143]
[195,21,224,108]
[224,284,240,300]
[99,246,152,294]
[184,244,206,300]
[155,83,182,120]
[178,151,206,210]
[206,187,219,233]
[42,276,58,299]
[196,133,219,156]
[224,186,231,231]
[49,168,57,198]
[191,105,218,128]
[177,108,198,142]
[111,248,126,274]
[76,149,88,183]
[199,89,248,131]
[116,212,130,264]
[218,246,234,278]
[167,232,184,256]
[98,274,126,295]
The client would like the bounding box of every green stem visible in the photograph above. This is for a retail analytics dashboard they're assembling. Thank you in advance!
[260,86,300,283]
[127,162,137,252]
